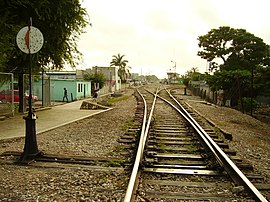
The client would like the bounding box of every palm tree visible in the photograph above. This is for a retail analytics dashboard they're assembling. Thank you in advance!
[110,54,130,83]
[118,63,132,83]
[191,67,199,73]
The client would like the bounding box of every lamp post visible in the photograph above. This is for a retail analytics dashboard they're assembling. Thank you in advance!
[16,18,44,163]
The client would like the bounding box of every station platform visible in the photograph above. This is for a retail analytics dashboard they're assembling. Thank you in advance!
[0,100,111,140]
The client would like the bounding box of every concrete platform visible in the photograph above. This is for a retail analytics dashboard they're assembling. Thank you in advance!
[0,100,111,140]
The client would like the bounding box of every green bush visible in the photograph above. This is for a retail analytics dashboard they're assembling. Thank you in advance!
[242,97,258,113]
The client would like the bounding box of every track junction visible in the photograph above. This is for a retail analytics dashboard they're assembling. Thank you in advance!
[123,85,268,202]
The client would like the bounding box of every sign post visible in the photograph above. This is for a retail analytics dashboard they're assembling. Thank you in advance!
[16,18,44,163]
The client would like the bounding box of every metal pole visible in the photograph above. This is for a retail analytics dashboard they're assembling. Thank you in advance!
[42,68,44,107]
[28,40,33,115]
[251,66,254,116]
[11,73,14,116]
[171,61,176,83]
[20,17,40,163]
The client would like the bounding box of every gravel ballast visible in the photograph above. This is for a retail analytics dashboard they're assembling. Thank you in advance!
[0,86,269,201]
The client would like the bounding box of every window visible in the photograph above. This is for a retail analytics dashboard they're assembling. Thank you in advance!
[78,83,81,92]
[78,83,83,92]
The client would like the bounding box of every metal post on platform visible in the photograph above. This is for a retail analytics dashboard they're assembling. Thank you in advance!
[20,18,40,163]
[42,68,44,107]
[16,18,44,163]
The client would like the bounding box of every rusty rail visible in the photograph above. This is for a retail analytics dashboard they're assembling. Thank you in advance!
[123,88,158,202]
[165,88,267,202]
[124,86,267,202]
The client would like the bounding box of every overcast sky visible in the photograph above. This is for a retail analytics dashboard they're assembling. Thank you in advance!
[77,0,270,79]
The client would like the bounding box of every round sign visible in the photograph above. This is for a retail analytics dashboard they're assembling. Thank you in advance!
[16,26,44,54]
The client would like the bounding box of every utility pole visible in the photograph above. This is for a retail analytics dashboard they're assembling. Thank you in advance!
[171,61,176,83]
[251,65,254,116]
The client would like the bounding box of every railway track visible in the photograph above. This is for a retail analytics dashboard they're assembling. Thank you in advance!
[124,85,268,202]
[0,84,269,201]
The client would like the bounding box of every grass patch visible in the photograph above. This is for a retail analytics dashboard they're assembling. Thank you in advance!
[107,95,130,104]
[102,159,129,167]
[122,120,134,130]
[107,160,122,167]
[153,115,161,123]
[112,145,125,153]
[185,144,199,153]
[157,142,167,152]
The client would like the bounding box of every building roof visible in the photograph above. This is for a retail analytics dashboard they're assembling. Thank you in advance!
[46,71,76,75]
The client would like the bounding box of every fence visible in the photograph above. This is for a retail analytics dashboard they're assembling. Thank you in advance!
[0,72,56,117]
[188,81,227,106]
[24,74,57,109]
[0,72,15,116]
[1,71,96,117]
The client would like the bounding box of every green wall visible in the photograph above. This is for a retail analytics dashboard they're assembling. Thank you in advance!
[50,80,91,101]
[35,79,91,102]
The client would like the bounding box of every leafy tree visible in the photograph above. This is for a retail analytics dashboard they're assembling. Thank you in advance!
[198,26,269,72]
[255,65,270,96]
[145,75,159,83]
[190,67,199,73]
[198,26,270,110]
[110,54,130,83]
[118,64,131,83]
[205,70,250,108]
[183,67,204,86]
[205,70,250,91]
[198,26,235,67]
[83,72,106,93]
[0,0,89,111]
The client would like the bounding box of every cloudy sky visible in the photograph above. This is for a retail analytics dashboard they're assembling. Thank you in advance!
[77,0,270,79]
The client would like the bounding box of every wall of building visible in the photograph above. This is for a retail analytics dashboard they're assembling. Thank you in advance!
[34,79,91,102]
[88,66,121,93]
[76,81,91,99]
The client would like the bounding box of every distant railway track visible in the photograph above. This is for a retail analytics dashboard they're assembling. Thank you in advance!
[124,85,268,202]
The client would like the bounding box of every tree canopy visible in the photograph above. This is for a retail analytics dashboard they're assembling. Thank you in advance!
[0,0,89,111]
[183,67,205,86]
[83,71,106,93]
[197,26,270,102]
[110,54,131,83]
[0,0,89,73]
[198,26,270,72]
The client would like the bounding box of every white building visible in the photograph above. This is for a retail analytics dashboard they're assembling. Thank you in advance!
[84,66,121,94]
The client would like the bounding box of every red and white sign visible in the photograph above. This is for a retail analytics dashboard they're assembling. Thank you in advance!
[16,26,44,54]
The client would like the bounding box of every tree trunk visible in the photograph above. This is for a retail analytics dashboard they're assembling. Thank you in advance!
[237,76,244,113]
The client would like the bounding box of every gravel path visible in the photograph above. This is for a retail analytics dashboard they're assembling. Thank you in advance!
[0,88,137,201]
[0,85,269,201]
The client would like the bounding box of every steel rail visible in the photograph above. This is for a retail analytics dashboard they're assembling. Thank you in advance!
[123,88,158,202]
[163,88,267,202]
